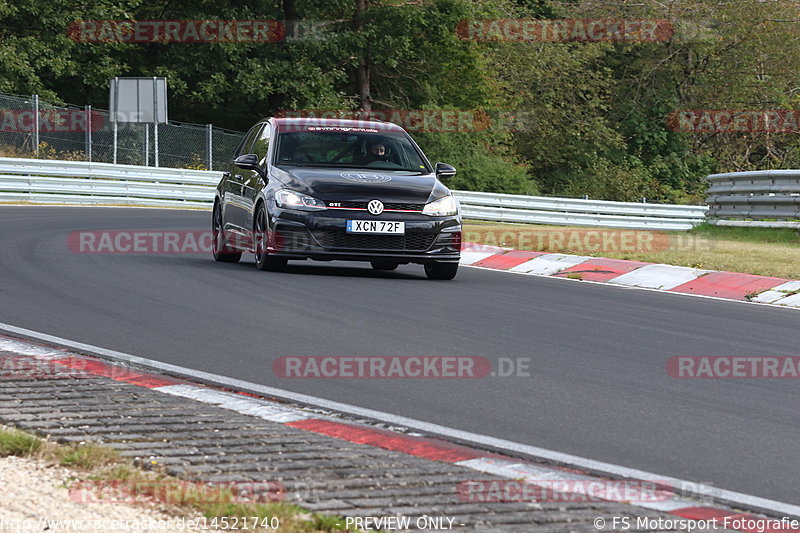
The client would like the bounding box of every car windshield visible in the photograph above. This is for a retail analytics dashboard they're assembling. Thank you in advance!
[274,129,430,173]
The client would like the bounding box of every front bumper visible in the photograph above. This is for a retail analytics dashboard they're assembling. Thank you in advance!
[267,208,461,264]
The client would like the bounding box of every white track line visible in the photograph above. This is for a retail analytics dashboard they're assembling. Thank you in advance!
[0,321,797,518]
[157,384,311,423]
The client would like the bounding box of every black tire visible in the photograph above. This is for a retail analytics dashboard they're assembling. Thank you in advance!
[254,204,288,271]
[212,202,242,263]
[424,261,459,280]
[370,261,398,271]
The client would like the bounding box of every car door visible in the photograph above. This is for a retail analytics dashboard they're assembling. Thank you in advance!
[241,122,272,233]
[223,124,263,238]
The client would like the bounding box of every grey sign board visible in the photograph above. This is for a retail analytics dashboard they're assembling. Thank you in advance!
[109,77,168,123]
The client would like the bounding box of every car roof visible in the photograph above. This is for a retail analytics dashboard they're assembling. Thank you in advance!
[269,117,405,133]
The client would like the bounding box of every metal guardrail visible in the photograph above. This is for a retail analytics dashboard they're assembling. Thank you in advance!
[706,170,800,227]
[0,157,220,208]
[0,157,708,230]
[454,191,706,230]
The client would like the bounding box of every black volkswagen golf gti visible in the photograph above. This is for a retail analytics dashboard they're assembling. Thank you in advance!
[212,118,462,279]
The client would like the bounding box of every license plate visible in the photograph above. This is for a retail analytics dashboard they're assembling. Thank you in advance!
[346,220,405,234]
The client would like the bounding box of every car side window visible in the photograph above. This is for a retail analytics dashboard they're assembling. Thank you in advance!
[237,124,263,158]
[252,124,271,166]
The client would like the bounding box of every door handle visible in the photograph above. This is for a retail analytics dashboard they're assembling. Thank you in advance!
[234,175,245,194]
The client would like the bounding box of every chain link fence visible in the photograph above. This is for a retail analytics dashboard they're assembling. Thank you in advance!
[0,92,244,171]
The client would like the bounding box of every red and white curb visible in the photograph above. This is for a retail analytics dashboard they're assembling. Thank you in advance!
[752,281,800,305]
[461,244,800,309]
[1,333,798,529]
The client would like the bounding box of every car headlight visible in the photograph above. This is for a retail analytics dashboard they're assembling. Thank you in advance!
[275,189,326,211]
[422,195,459,216]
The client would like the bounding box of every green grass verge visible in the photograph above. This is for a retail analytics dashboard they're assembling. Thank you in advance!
[689,222,800,244]
[0,427,43,456]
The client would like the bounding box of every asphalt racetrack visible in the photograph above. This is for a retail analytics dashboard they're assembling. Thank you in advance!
[1,206,798,504]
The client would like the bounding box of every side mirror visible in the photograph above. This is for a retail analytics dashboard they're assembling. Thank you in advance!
[234,154,264,176]
[435,162,457,180]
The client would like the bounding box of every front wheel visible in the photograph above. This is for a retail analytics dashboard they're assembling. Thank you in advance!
[424,261,459,280]
[254,204,287,272]
[212,203,241,263]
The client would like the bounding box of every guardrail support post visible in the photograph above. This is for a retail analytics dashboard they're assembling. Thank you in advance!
[85,105,92,162]
[32,95,39,157]
[206,124,213,170]
[154,122,159,167]
[153,76,160,167]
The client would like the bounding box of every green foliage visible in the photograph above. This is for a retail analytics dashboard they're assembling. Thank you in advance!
[1,0,798,201]
[416,130,535,194]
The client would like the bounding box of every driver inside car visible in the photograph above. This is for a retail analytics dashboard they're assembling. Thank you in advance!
[363,141,391,163]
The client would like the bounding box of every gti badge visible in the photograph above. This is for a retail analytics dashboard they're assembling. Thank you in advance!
[367,200,384,216]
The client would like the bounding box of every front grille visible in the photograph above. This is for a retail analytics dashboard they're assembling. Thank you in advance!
[336,201,365,209]
[386,202,425,211]
[334,201,423,212]
[313,231,436,251]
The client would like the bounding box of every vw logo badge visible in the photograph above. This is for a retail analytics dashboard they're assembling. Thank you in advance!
[367,200,384,216]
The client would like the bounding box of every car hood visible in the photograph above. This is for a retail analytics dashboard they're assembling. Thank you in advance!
[271,168,449,204]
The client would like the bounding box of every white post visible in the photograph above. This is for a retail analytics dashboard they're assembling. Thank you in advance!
[32,95,39,157]
[112,77,118,164]
[207,124,212,170]
[145,124,149,166]
[85,105,92,162]
[153,76,159,167]
[154,122,159,167]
